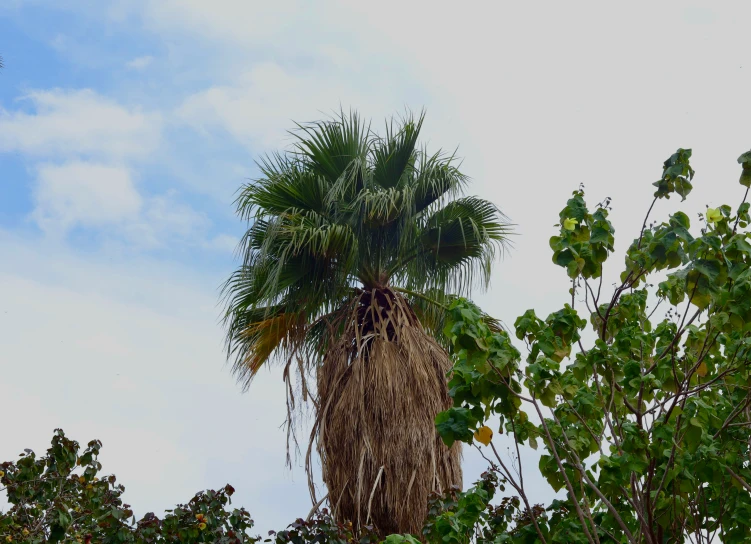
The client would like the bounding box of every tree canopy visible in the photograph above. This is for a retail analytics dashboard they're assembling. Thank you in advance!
[222,110,512,386]
[435,148,751,543]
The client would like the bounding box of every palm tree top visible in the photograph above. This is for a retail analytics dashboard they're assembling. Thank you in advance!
[223,110,513,386]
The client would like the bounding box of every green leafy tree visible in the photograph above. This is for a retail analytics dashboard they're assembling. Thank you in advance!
[0,430,256,543]
[222,111,512,534]
[435,148,751,543]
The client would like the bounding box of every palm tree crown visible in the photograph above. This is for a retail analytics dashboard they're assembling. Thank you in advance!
[223,111,511,386]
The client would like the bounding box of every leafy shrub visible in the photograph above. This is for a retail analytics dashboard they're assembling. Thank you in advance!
[0,430,255,543]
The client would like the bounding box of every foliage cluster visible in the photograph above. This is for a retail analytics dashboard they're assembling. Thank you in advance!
[0,432,535,543]
[0,430,254,543]
[436,149,751,543]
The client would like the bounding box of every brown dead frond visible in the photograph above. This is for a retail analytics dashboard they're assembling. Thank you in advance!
[309,287,462,535]
[238,312,305,378]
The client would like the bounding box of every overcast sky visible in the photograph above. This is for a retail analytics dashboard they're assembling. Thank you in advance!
[2,0,751,536]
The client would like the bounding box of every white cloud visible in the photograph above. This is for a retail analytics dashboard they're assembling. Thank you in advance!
[122,191,211,250]
[126,55,153,69]
[0,87,219,249]
[30,161,217,249]
[177,62,400,151]
[139,0,302,48]
[32,161,142,233]
[205,233,238,253]
[0,89,162,160]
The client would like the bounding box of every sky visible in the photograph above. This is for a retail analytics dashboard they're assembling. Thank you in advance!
[2,0,751,536]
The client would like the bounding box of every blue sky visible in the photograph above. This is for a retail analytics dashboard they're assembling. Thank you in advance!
[2,0,751,536]
[1,4,243,263]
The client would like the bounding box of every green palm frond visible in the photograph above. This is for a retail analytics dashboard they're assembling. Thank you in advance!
[420,197,511,260]
[412,149,467,212]
[393,197,513,294]
[353,187,405,226]
[238,153,328,219]
[371,112,423,189]
[223,110,514,386]
[291,110,370,187]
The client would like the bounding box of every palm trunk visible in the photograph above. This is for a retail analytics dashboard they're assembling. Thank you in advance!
[314,288,462,535]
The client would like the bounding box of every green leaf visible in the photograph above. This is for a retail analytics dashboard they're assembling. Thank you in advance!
[383,535,421,543]
[693,259,720,281]
[49,525,66,543]
[738,150,751,187]
[539,386,557,408]
[435,408,476,447]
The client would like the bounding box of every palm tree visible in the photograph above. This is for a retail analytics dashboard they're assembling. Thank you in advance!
[223,111,512,535]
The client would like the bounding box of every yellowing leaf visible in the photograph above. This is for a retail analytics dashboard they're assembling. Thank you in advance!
[563,218,578,231]
[696,362,708,377]
[474,425,493,446]
[553,345,570,362]
[706,208,722,224]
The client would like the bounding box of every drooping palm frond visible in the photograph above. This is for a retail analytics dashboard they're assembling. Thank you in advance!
[314,288,461,535]
[236,310,303,381]
[412,148,468,212]
[404,196,514,295]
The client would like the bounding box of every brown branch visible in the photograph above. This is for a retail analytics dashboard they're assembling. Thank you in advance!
[725,466,751,494]
[485,443,549,544]
[637,197,659,249]
[531,400,628,544]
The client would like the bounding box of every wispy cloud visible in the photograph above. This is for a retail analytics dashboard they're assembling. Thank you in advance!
[0,88,235,251]
[126,55,154,70]
[122,191,212,250]
[0,89,162,160]
[32,161,142,233]
[30,162,228,251]
[204,233,238,254]
[176,62,401,151]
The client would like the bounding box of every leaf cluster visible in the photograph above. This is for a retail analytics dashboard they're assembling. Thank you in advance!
[435,148,751,543]
[0,430,256,543]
